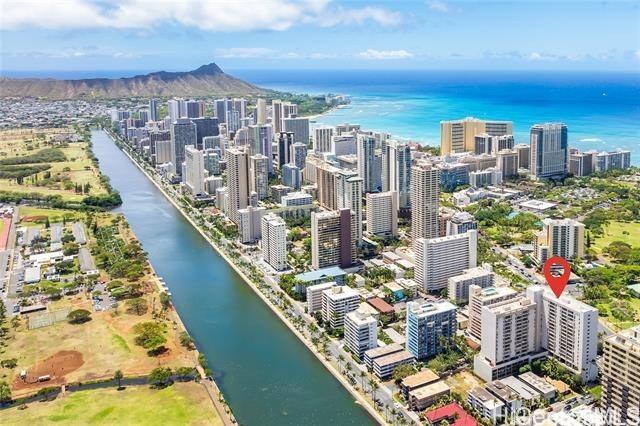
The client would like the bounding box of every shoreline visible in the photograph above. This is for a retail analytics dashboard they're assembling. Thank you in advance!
[105,130,386,425]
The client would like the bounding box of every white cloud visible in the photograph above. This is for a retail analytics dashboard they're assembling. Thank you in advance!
[1,0,403,31]
[427,0,451,14]
[215,48,276,59]
[317,6,403,27]
[635,49,640,60]
[527,52,558,61]
[359,49,414,60]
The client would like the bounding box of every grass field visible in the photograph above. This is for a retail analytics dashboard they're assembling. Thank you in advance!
[592,221,640,253]
[4,294,194,398]
[0,128,107,202]
[1,382,222,426]
[18,206,81,223]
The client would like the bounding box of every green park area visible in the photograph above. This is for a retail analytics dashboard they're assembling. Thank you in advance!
[0,128,111,204]
[1,382,222,425]
[592,221,640,254]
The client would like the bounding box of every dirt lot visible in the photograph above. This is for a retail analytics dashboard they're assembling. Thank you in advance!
[12,350,84,391]
[5,294,195,398]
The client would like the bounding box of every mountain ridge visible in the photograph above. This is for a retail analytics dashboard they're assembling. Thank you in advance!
[0,62,267,99]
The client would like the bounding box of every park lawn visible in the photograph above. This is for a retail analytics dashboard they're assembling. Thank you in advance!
[19,206,81,223]
[598,298,640,332]
[593,221,640,254]
[4,293,194,398]
[1,382,222,426]
[0,128,107,201]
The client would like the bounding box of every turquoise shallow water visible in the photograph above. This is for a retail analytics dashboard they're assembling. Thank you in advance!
[233,69,640,163]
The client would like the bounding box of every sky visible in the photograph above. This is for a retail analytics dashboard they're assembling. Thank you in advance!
[0,0,639,75]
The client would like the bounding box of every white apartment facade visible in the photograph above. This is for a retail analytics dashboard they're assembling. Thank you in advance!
[321,285,360,329]
[344,309,378,360]
[414,230,478,292]
[261,214,287,271]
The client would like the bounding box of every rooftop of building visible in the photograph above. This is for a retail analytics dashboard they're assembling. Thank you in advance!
[605,324,640,350]
[324,285,359,299]
[374,349,415,367]
[295,266,346,283]
[499,376,541,401]
[450,267,493,282]
[472,285,517,300]
[518,372,556,395]
[425,402,478,426]
[486,380,520,401]
[468,387,505,410]
[364,343,404,359]
[409,380,450,399]
[486,296,533,315]
[367,297,395,314]
[537,286,598,313]
[346,309,377,325]
[519,199,557,211]
[401,369,440,389]
[407,300,457,317]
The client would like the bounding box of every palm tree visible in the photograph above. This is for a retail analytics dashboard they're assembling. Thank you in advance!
[345,363,353,374]
[114,370,124,389]
[359,371,367,390]
[338,354,345,370]
[368,379,379,400]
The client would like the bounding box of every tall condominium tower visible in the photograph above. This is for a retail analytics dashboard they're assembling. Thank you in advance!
[169,118,197,175]
[602,326,640,422]
[184,145,205,196]
[529,123,568,180]
[226,148,249,224]
[440,117,513,155]
[149,99,158,121]
[311,209,356,270]
[406,301,457,360]
[185,100,204,118]
[192,117,219,150]
[283,117,310,145]
[366,191,398,237]
[249,154,269,200]
[314,126,334,153]
[411,163,440,241]
[256,98,267,124]
[357,134,377,193]
[261,213,287,271]
[277,132,294,169]
[533,218,584,264]
[496,149,519,179]
[414,230,478,292]
[382,139,412,209]
[336,170,364,242]
[168,98,186,121]
[345,310,378,360]
[248,124,273,172]
[214,98,231,124]
[271,99,283,133]
[531,286,599,382]
[290,142,308,171]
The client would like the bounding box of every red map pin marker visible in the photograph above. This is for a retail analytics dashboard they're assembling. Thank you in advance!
[543,256,571,298]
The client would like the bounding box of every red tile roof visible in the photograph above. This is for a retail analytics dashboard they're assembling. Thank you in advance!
[367,297,395,314]
[425,402,478,426]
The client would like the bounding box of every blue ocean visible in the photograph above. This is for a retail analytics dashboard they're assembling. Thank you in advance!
[232,69,640,164]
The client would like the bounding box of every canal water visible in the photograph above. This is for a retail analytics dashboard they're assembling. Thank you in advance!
[91,130,374,425]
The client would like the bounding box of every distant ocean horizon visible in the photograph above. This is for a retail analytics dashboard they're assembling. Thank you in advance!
[4,68,639,164]
[232,69,640,165]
